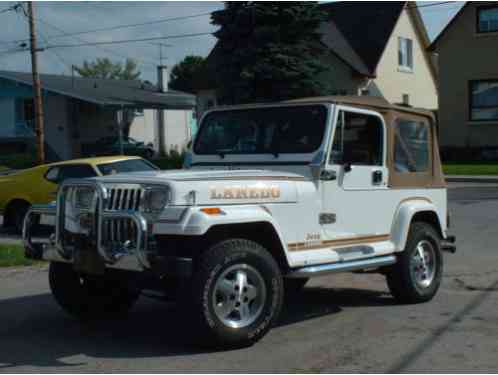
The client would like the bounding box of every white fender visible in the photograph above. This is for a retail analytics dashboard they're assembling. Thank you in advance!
[391,200,444,252]
[153,204,290,258]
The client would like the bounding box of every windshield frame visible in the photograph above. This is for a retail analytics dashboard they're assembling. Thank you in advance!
[193,104,330,157]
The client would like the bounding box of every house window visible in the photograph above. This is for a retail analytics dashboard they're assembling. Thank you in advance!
[15,98,35,122]
[398,37,413,70]
[402,94,410,106]
[469,80,498,121]
[477,6,498,33]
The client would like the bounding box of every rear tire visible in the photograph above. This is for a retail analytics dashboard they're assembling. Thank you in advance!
[11,201,30,234]
[386,222,443,304]
[190,239,284,348]
[49,262,139,320]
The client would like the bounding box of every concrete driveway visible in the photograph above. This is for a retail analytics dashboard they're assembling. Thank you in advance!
[0,185,497,372]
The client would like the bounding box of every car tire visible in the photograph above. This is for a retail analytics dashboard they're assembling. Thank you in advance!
[13,202,30,234]
[190,239,284,348]
[49,262,139,320]
[386,222,443,304]
[284,277,309,297]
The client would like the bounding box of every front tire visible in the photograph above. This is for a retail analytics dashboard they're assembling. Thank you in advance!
[191,239,284,348]
[386,222,443,304]
[49,262,139,320]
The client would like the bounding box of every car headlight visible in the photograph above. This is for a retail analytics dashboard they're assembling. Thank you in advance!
[72,187,95,210]
[143,187,170,213]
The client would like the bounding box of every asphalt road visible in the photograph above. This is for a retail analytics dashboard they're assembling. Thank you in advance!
[1,186,497,372]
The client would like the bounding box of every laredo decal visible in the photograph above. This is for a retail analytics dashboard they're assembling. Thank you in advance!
[210,185,281,200]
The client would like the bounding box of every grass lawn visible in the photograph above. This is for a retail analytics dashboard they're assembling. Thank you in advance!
[0,244,42,268]
[443,164,498,176]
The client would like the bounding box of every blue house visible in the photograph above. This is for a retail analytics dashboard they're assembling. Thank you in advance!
[0,70,195,160]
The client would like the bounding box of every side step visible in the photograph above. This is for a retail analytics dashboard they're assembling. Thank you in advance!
[287,255,397,278]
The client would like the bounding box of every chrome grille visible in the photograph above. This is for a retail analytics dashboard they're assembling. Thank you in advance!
[106,187,142,211]
[103,218,137,249]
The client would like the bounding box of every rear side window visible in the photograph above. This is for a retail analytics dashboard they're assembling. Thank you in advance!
[394,119,430,173]
[59,165,97,182]
[45,167,60,183]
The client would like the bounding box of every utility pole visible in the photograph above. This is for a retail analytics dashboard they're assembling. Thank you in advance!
[27,1,45,164]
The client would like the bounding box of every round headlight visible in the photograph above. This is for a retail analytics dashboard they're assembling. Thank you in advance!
[144,188,169,213]
[73,187,95,209]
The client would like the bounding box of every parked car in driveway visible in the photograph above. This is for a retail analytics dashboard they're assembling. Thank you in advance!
[0,156,158,233]
[82,136,155,159]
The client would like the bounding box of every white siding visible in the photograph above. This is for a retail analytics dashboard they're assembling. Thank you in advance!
[129,109,193,154]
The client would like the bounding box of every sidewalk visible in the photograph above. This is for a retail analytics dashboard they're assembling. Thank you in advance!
[446,175,498,183]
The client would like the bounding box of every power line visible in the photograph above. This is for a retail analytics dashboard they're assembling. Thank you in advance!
[35,17,161,69]
[0,4,19,14]
[44,31,214,50]
[407,1,456,9]
[0,10,213,46]
[41,11,212,40]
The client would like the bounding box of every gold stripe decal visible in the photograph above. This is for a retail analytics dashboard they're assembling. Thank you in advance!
[287,234,390,251]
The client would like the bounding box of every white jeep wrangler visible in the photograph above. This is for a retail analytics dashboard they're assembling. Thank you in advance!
[24,96,455,347]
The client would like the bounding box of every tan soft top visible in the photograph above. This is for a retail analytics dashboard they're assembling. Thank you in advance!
[287,96,444,189]
[207,96,445,189]
[285,95,435,121]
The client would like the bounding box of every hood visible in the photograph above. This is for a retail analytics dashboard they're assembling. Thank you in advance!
[92,169,307,206]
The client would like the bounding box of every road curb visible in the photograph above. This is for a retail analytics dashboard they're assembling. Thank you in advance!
[446,175,498,183]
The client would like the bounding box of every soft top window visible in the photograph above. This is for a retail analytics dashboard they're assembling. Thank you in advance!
[394,119,430,173]
[194,105,327,156]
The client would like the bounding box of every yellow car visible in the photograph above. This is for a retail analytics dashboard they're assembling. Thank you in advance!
[0,156,158,233]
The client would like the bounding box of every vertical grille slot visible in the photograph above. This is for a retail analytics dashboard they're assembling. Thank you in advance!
[105,186,142,212]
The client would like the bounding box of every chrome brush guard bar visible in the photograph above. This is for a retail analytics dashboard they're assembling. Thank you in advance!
[23,179,151,271]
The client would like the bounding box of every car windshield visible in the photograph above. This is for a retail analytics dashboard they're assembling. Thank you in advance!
[194,105,328,155]
[98,159,158,176]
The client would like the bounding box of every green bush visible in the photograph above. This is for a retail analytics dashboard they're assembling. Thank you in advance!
[0,153,37,170]
[0,244,42,267]
[153,150,185,170]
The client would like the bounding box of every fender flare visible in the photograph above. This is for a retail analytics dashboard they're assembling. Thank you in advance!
[391,199,444,252]
[154,205,291,263]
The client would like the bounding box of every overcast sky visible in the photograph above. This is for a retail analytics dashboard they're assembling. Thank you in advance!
[0,1,464,83]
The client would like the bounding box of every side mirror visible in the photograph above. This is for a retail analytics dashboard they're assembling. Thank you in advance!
[343,163,352,173]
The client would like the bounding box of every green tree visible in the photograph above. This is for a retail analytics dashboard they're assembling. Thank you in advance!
[211,2,329,104]
[75,58,141,80]
[169,55,206,93]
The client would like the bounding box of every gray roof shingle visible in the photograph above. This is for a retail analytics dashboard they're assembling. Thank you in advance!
[0,70,196,109]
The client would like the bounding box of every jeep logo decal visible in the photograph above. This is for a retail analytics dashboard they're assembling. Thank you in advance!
[209,185,281,200]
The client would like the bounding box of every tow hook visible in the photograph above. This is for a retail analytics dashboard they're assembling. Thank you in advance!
[442,235,456,253]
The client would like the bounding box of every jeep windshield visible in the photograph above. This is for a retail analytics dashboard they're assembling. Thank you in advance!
[194,105,327,156]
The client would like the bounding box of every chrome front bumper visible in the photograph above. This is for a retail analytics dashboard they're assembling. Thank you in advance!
[23,180,153,272]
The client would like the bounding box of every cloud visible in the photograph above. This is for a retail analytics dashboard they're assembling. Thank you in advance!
[0,1,223,82]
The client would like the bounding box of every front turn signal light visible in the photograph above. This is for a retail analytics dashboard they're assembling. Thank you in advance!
[200,207,224,215]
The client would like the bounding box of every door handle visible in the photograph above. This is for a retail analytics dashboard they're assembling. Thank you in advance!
[372,170,383,185]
